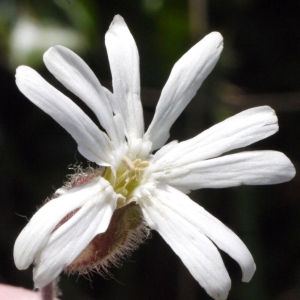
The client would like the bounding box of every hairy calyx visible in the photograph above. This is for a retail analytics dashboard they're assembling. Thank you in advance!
[66,202,149,275]
[53,158,150,276]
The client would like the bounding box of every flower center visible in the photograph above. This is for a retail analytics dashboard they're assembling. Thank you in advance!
[105,156,149,202]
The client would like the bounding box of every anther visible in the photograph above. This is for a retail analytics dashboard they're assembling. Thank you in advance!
[138,161,149,169]
[121,156,135,170]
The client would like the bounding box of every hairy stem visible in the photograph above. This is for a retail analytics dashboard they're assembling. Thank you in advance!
[39,281,56,300]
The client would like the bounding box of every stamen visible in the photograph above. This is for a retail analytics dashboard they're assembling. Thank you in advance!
[138,161,149,169]
[115,156,149,199]
[115,186,129,197]
[136,168,141,182]
[121,156,135,170]
[133,159,142,166]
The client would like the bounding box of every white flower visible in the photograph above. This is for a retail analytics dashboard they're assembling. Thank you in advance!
[14,15,295,300]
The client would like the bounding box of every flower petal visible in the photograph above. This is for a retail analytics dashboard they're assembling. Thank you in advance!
[137,183,240,300]
[43,45,125,145]
[16,66,113,166]
[145,32,223,150]
[105,15,144,142]
[33,180,118,288]
[154,151,296,193]
[138,183,256,288]
[13,177,113,271]
[153,106,278,168]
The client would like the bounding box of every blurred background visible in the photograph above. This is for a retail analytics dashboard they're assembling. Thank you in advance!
[0,0,300,299]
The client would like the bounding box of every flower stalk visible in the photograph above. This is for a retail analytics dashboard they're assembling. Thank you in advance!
[39,281,56,300]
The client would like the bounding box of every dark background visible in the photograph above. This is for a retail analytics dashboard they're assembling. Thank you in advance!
[0,0,300,299]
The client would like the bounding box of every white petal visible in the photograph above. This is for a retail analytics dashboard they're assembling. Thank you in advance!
[155,151,296,193]
[140,183,256,286]
[150,140,178,162]
[43,46,124,145]
[13,177,112,271]
[16,66,113,166]
[33,181,118,288]
[137,183,238,300]
[105,15,144,142]
[153,106,278,168]
[145,32,223,150]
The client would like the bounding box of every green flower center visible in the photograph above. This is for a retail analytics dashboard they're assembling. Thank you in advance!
[104,156,149,204]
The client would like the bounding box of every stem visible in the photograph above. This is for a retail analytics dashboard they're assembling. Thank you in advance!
[39,281,56,300]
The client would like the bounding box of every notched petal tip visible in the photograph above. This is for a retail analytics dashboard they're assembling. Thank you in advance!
[111,14,125,25]
[282,155,296,181]
[43,44,57,56]
[15,65,23,76]
[206,31,224,49]
[15,66,48,96]
[13,234,34,270]
[15,65,33,82]
[43,45,65,63]
[107,15,127,35]
[242,261,256,283]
